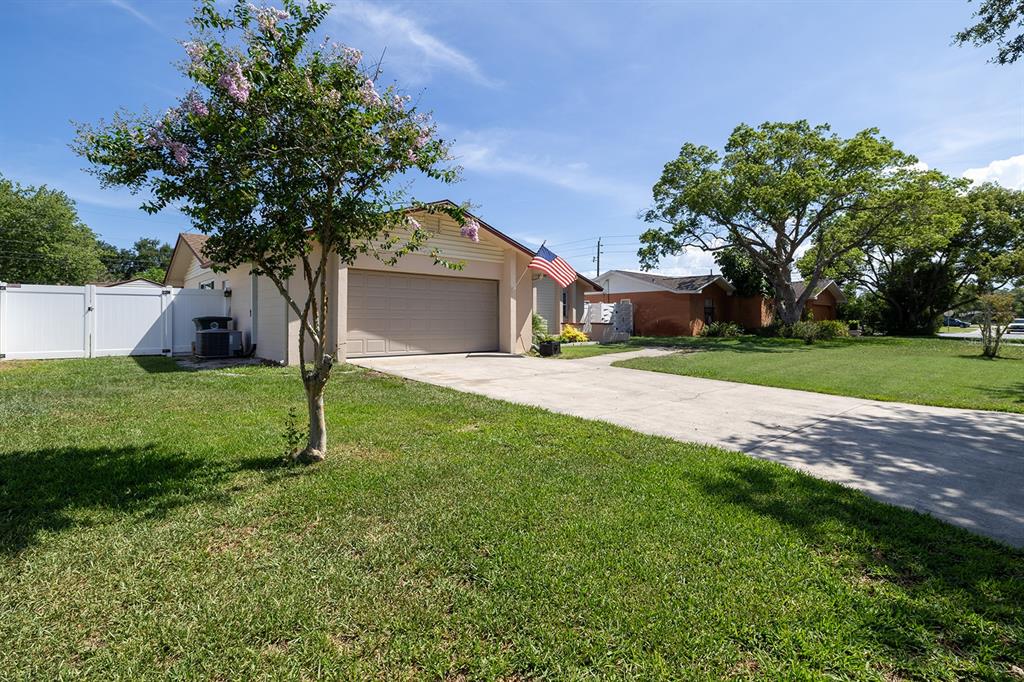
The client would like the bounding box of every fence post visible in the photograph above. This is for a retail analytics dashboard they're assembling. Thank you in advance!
[0,282,7,361]
[163,288,174,356]
[86,285,97,358]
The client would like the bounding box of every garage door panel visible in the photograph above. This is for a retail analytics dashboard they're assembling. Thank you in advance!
[347,270,498,357]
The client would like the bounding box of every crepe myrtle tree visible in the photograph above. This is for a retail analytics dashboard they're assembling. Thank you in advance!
[75,0,480,463]
[638,121,947,326]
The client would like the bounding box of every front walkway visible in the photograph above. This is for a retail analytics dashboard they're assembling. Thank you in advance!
[354,350,1024,547]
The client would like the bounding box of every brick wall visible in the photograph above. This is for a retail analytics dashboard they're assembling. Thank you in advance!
[586,290,697,336]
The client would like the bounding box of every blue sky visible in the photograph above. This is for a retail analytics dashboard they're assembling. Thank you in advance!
[2,0,1021,276]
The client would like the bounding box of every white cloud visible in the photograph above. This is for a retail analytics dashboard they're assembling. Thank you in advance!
[453,137,649,210]
[963,154,1024,190]
[107,0,160,32]
[655,248,719,276]
[328,1,495,87]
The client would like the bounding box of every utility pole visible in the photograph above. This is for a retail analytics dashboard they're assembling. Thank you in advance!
[594,237,603,277]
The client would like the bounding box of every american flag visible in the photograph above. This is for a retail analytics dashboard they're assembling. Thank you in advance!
[528,245,576,288]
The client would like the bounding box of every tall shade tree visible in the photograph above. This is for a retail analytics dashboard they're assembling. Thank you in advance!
[0,175,107,285]
[639,121,944,325]
[955,0,1024,64]
[798,182,1024,334]
[75,0,465,463]
[713,246,771,297]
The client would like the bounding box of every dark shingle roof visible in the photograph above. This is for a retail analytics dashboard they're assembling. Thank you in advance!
[180,232,212,268]
[790,278,839,301]
[621,271,730,293]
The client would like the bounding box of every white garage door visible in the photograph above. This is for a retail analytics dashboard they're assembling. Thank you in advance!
[347,270,499,357]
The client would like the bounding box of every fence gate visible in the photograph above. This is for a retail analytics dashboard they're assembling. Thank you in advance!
[0,282,226,361]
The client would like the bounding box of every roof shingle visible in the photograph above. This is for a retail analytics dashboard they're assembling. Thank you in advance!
[620,271,730,293]
[180,233,212,268]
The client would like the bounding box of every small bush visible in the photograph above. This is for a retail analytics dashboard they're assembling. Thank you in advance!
[790,320,820,344]
[560,324,589,343]
[700,321,744,338]
[816,319,850,340]
[532,312,548,346]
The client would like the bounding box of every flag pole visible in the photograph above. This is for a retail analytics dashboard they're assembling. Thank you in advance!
[513,240,545,290]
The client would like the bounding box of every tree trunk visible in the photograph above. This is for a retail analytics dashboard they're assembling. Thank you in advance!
[295,361,332,464]
[774,278,802,325]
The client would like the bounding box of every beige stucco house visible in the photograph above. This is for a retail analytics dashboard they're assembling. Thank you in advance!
[164,202,599,364]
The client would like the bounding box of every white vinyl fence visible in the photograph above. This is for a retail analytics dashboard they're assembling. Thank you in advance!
[0,282,227,361]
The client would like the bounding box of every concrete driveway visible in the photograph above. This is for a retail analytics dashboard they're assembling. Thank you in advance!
[354,350,1024,547]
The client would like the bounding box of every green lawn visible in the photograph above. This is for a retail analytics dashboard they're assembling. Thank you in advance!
[613,336,1024,413]
[1,357,1022,678]
[939,325,979,334]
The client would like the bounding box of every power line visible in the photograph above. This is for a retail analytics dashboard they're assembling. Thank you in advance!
[0,251,170,267]
[547,233,643,248]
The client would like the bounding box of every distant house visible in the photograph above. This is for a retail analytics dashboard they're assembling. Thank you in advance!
[100,277,164,288]
[792,280,845,322]
[585,270,844,336]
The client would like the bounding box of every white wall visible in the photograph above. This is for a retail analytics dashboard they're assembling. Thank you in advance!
[594,271,667,295]
[534,276,559,333]
[255,274,288,364]
[183,259,214,288]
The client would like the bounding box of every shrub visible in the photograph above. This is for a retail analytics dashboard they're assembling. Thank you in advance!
[816,320,850,340]
[700,321,744,338]
[560,324,589,343]
[532,312,548,346]
[790,320,820,344]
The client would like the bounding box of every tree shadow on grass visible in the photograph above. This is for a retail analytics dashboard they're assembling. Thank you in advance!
[972,381,1024,406]
[695,463,1024,671]
[129,356,197,373]
[628,336,845,355]
[129,356,274,374]
[0,444,235,556]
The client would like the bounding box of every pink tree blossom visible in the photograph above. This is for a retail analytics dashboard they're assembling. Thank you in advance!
[185,92,209,117]
[341,46,362,66]
[218,62,251,104]
[182,41,207,64]
[168,141,190,167]
[253,5,289,36]
[359,79,381,106]
[460,218,480,242]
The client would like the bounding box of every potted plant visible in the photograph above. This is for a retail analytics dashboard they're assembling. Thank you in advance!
[538,334,561,356]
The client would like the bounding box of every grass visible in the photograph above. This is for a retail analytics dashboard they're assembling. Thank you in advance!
[553,343,638,359]
[939,325,980,334]
[1,357,1022,679]
[613,335,1024,413]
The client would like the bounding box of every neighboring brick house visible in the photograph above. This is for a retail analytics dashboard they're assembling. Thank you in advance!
[793,280,844,321]
[584,270,844,336]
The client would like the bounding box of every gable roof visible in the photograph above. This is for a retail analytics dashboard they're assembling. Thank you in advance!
[180,232,212,268]
[163,232,213,286]
[793,279,847,304]
[423,200,600,290]
[164,202,601,290]
[101,277,164,287]
[601,269,735,294]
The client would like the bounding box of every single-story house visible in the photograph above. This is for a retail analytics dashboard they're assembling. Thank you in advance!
[792,280,845,322]
[584,269,844,336]
[164,201,599,363]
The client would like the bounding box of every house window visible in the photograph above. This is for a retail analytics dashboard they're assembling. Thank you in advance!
[703,298,715,324]
[562,290,568,319]
[199,280,215,290]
